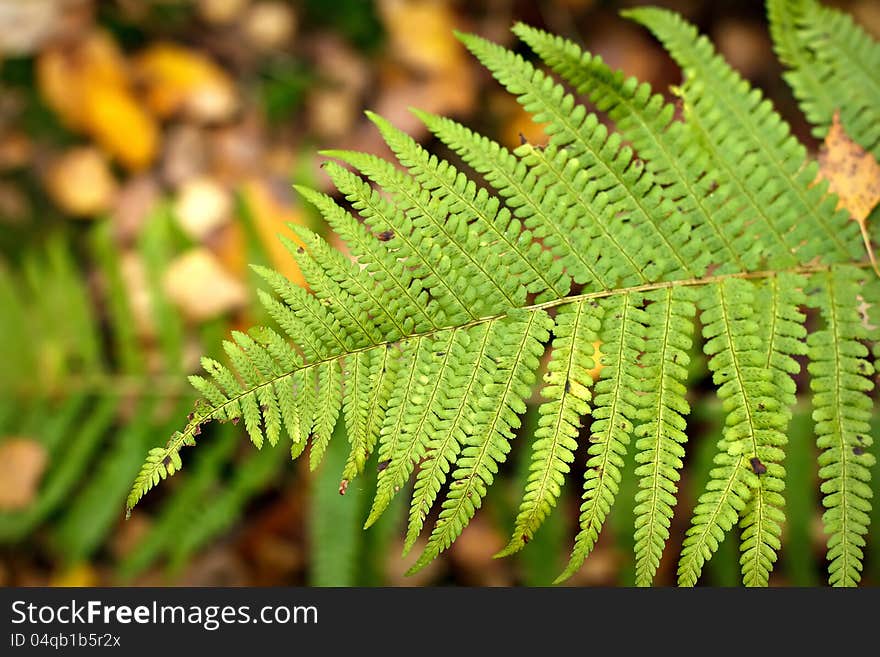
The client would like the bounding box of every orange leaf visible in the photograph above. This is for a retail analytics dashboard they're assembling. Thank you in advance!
[818,111,880,272]
[134,43,238,123]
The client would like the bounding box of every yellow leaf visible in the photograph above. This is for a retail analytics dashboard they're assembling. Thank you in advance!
[134,43,238,123]
[82,82,160,171]
[818,111,880,273]
[36,30,159,171]
[36,30,128,131]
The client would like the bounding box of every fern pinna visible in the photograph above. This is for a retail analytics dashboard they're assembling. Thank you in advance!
[128,0,880,586]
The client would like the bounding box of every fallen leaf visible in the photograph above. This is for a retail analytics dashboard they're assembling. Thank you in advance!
[209,118,265,183]
[174,176,233,241]
[163,247,248,322]
[119,251,156,340]
[135,42,239,123]
[45,147,118,217]
[818,111,880,273]
[379,0,466,76]
[0,181,30,225]
[0,0,59,56]
[197,0,249,24]
[0,438,48,511]
[36,29,128,131]
[37,30,159,170]
[307,87,359,140]
[714,19,773,81]
[243,1,298,52]
[84,82,160,171]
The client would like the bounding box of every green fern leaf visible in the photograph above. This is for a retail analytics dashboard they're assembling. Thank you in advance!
[808,266,875,586]
[557,293,647,582]
[633,286,696,586]
[769,0,880,156]
[500,300,599,556]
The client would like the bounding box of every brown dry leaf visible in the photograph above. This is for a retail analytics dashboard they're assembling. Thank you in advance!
[0,180,30,225]
[163,247,248,322]
[135,43,238,123]
[112,174,161,242]
[0,438,48,511]
[161,123,209,188]
[45,146,117,217]
[240,178,308,287]
[818,111,880,272]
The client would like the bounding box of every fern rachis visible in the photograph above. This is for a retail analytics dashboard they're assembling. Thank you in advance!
[128,0,880,586]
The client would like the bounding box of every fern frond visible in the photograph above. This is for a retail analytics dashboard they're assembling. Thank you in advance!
[326,142,523,317]
[409,311,551,573]
[367,335,438,527]
[512,23,756,274]
[296,183,441,332]
[341,349,376,482]
[557,293,647,582]
[738,273,806,586]
[808,265,875,586]
[626,6,861,265]
[500,300,600,556]
[128,10,880,586]
[404,325,490,552]
[413,109,605,288]
[457,31,698,282]
[769,0,880,156]
[361,112,570,303]
[632,286,696,586]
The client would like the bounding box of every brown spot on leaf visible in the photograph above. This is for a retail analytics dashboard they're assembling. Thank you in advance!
[750,457,767,475]
[377,229,395,241]
[338,479,348,495]
[377,459,391,472]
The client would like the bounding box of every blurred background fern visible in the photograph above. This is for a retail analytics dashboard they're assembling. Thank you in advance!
[1,0,878,586]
